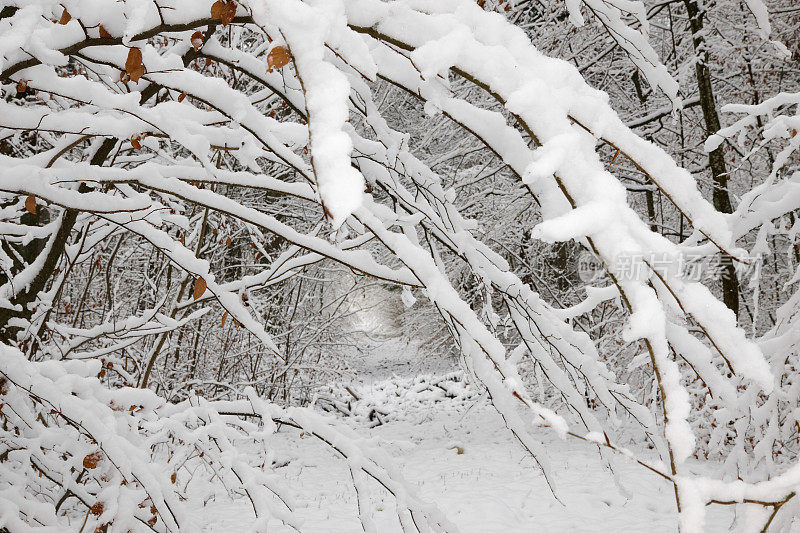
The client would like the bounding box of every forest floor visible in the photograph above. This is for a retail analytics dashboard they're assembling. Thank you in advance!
[190,337,738,532]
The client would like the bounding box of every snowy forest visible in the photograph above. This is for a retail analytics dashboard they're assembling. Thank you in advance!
[0,0,799,531]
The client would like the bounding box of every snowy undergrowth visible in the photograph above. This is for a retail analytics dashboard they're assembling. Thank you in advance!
[319,372,482,426]
[195,391,739,532]
[226,366,745,532]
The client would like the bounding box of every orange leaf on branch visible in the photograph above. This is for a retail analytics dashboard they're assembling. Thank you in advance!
[83,451,103,469]
[24,195,36,215]
[130,134,143,150]
[210,0,237,26]
[59,9,71,25]
[98,26,112,38]
[210,1,224,20]
[125,47,145,83]
[222,1,237,25]
[192,277,207,300]
[128,64,145,83]
[267,46,291,71]
[190,31,204,52]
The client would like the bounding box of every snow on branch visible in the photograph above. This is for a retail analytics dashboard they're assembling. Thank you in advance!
[0,1,790,530]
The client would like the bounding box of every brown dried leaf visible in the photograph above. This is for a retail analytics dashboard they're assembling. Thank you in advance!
[83,451,102,469]
[90,502,104,517]
[225,236,232,247]
[130,135,142,150]
[59,9,71,25]
[170,472,177,484]
[99,25,112,39]
[24,195,36,215]
[190,31,204,52]
[267,46,291,71]
[221,1,237,26]
[17,79,27,93]
[125,47,142,71]
[125,48,144,82]
[192,277,207,300]
[210,0,226,20]
[211,1,237,26]
[128,64,145,83]
[221,311,228,328]
[177,91,187,103]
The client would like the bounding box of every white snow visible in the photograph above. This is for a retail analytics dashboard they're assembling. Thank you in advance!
[190,349,738,532]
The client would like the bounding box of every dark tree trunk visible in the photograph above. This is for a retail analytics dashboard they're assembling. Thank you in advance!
[684,0,740,318]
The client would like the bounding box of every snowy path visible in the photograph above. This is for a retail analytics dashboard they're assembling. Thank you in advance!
[191,338,735,532]
[192,406,736,531]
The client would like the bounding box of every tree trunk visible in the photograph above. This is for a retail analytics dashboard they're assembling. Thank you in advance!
[683,0,740,318]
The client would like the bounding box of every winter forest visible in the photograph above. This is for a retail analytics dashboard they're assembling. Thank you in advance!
[0,0,799,531]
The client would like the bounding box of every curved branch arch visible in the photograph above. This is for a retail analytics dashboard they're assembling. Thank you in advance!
[0,1,791,532]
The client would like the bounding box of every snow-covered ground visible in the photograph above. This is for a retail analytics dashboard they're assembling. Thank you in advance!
[191,400,737,532]
[185,338,740,532]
